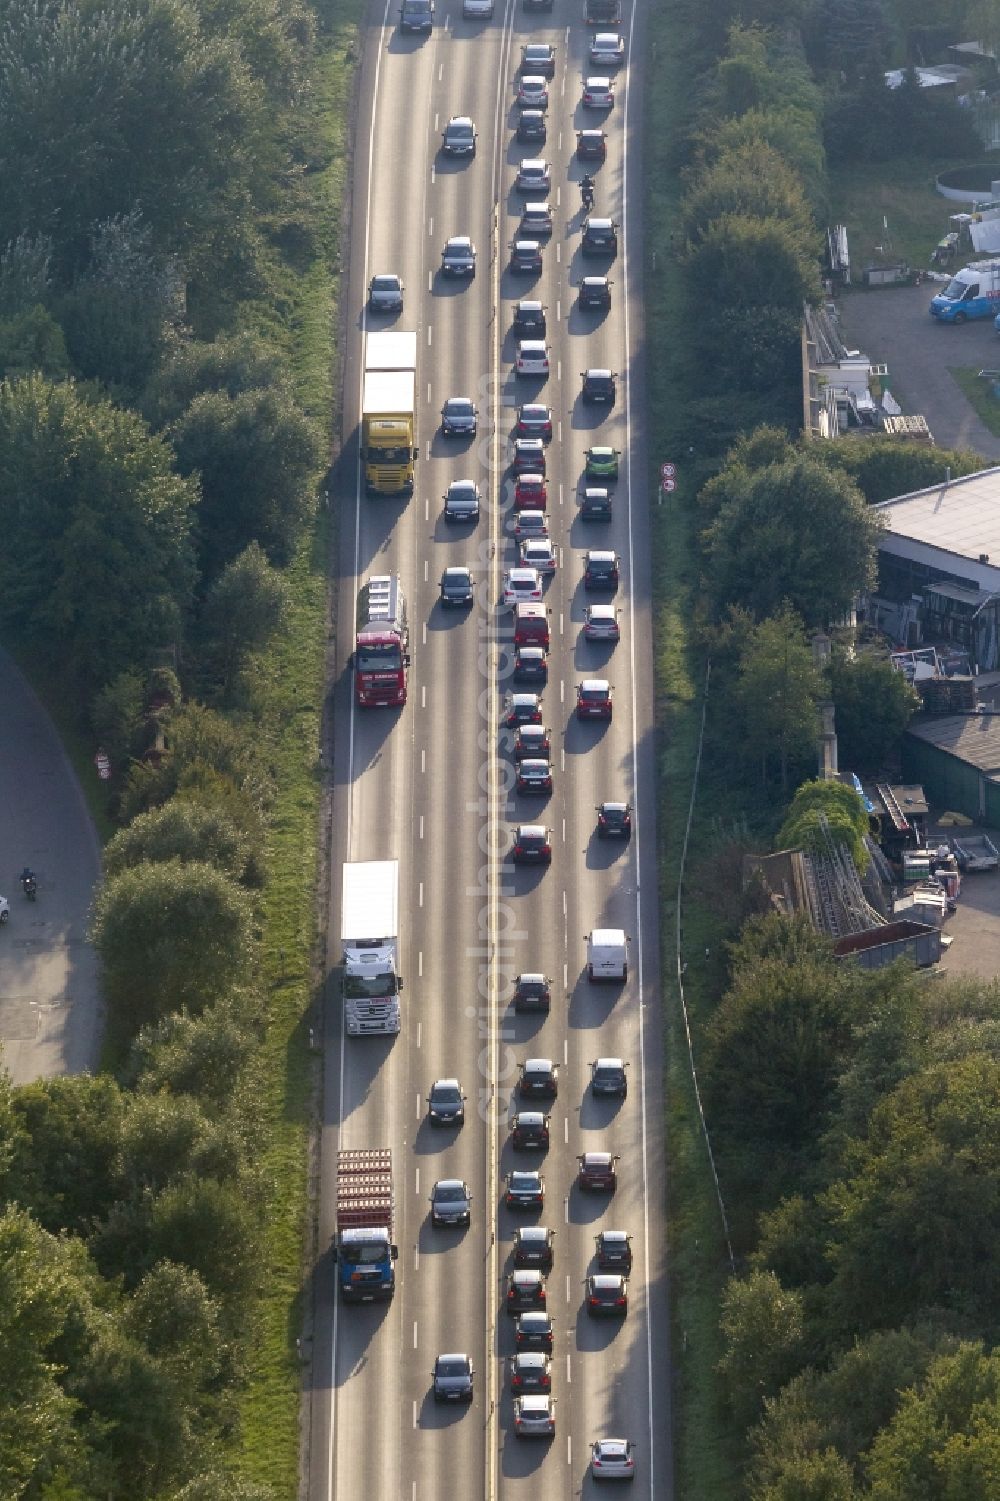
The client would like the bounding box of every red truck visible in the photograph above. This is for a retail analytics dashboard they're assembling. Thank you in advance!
[355,575,410,707]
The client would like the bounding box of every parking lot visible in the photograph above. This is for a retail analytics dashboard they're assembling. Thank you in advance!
[838,282,1000,461]
[926,818,1000,979]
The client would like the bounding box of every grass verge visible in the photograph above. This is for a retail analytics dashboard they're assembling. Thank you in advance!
[949,365,1000,436]
[827,157,962,271]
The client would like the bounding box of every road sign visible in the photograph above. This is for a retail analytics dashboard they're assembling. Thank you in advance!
[662,477,677,493]
[660,462,676,482]
[95,751,111,782]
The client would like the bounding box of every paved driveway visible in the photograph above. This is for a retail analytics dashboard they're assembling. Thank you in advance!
[0,648,102,1084]
[838,283,1000,461]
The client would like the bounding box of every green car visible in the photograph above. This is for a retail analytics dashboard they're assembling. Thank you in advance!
[584,446,620,480]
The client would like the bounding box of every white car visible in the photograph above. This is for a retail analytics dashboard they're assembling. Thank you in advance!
[590,31,625,67]
[516,340,550,377]
[514,509,548,539]
[517,75,549,108]
[584,603,620,641]
[591,1437,636,1481]
[514,1394,556,1437]
[504,567,543,606]
[582,76,614,109]
[516,158,552,193]
[521,538,556,575]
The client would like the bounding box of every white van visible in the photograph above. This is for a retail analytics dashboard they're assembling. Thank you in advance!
[587,928,628,981]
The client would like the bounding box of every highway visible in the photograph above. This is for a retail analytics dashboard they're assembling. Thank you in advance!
[310,0,669,1493]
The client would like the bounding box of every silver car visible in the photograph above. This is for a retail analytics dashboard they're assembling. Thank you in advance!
[430,1178,472,1226]
[589,31,625,66]
[591,1437,636,1481]
[368,273,403,313]
[514,1394,555,1437]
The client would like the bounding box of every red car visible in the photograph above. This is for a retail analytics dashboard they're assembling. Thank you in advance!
[576,679,613,719]
[577,1151,619,1191]
[514,724,551,760]
[513,603,550,650]
[515,472,547,510]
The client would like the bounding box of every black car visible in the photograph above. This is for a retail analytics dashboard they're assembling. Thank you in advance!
[579,276,612,311]
[596,1229,632,1272]
[519,1057,558,1099]
[582,216,618,256]
[441,115,477,156]
[514,1226,555,1270]
[510,1351,552,1391]
[427,1077,466,1125]
[586,1273,628,1317]
[585,550,620,590]
[510,240,543,275]
[590,1057,629,1098]
[505,1170,545,1211]
[511,824,551,863]
[597,800,631,836]
[513,723,550,760]
[520,42,555,77]
[516,403,553,440]
[523,0,554,10]
[513,645,548,685]
[517,758,552,795]
[515,1311,553,1351]
[511,1110,550,1149]
[580,486,613,521]
[440,566,475,607]
[512,436,546,474]
[433,1352,474,1402]
[517,109,547,144]
[577,128,607,161]
[582,368,617,405]
[513,972,551,1011]
[441,395,478,436]
[503,692,543,727]
[514,300,547,336]
[506,1269,547,1313]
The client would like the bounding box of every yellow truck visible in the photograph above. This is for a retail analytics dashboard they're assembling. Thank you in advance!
[363,332,417,495]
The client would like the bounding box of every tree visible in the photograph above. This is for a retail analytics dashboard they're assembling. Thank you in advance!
[142,330,286,427]
[169,386,322,574]
[817,438,984,505]
[119,702,270,828]
[124,995,258,1108]
[170,1474,277,1501]
[704,457,880,627]
[199,542,291,697]
[685,213,822,319]
[681,142,818,251]
[696,107,827,209]
[777,779,871,872]
[0,304,69,380]
[735,608,823,788]
[718,1271,807,1426]
[830,651,919,775]
[7,1075,126,1236]
[104,799,258,887]
[752,1451,858,1501]
[92,860,255,1036]
[867,1344,1000,1500]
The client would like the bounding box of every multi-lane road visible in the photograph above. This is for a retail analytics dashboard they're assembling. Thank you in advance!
[310,0,669,1492]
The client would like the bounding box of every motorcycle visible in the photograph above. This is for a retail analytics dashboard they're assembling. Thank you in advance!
[20,871,36,901]
[581,179,595,211]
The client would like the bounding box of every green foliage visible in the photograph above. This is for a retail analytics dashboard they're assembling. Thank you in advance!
[7,1075,127,1236]
[867,1343,1000,1499]
[104,798,259,887]
[815,438,985,506]
[685,212,822,316]
[124,996,259,1109]
[825,69,981,165]
[681,142,818,251]
[718,1271,807,1427]
[830,651,919,776]
[90,669,146,770]
[199,542,292,700]
[735,608,824,789]
[752,1449,858,1500]
[777,778,871,872]
[695,107,827,209]
[143,330,286,428]
[92,860,255,1037]
[0,304,70,380]
[119,702,271,828]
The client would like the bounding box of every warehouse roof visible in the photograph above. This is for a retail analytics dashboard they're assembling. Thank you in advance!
[876,467,1000,566]
[907,712,1000,777]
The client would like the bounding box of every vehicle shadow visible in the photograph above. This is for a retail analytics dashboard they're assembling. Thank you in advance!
[568,297,611,334]
[567,970,624,1028]
[418,1389,475,1428]
[570,394,614,431]
[432,272,478,298]
[585,831,630,870]
[575,1301,625,1353]
[580,1089,627,1129]
[430,430,476,459]
[412,1116,464,1157]
[419,1218,470,1256]
[568,1182,614,1224]
[500,1431,554,1476]
[573,634,618,670]
[427,600,476,631]
[564,712,613,753]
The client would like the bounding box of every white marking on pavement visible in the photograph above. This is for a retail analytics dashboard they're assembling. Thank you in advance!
[424,497,429,521]
[416,1092,420,1120]
[565,1274,571,1302]
[421,748,426,772]
[419,819,424,843]
[421,685,426,709]
[557,299,561,321]
[424,559,428,581]
[413,1401,417,1430]
[427,326,432,345]
[413,1321,418,1349]
[418,950,423,977]
[422,623,427,646]
[566,1354,572,1383]
[428,217,433,236]
[415,1167,420,1194]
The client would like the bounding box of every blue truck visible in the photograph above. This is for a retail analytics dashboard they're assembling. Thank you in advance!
[332,1148,398,1303]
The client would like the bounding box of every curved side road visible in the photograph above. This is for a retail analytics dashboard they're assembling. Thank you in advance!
[0,646,102,1085]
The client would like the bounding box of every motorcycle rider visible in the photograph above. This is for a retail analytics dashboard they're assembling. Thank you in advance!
[20,866,36,898]
[580,174,595,210]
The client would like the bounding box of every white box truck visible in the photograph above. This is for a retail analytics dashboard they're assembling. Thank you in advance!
[341,860,402,1035]
[587,927,628,981]
[362,332,418,495]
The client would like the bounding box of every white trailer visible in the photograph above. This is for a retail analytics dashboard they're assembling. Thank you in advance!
[341,860,402,1035]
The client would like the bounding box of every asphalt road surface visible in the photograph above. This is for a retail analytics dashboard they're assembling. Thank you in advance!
[308,0,670,1494]
[0,646,102,1084]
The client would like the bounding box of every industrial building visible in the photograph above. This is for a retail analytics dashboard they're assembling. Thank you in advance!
[904,713,1000,825]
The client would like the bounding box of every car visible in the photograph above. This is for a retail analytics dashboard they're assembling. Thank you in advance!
[596,1229,633,1272]
[503,692,542,727]
[433,1352,474,1402]
[440,566,475,607]
[520,538,556,575]
[511,824,551,864]
[517,403,553,440]
[577,679,613,719]
[514,600,549,651]
[506,1268,547,1311]
[514,507,548,538]
[585,445,620,479]
[462,0,493,16]
[517,74,549,108]
[513,972,551,1011]
[427,1077,466,1125]
[521,42,555,77]
[577,1151,619,1191]
[512,436,546,474]
[505,1169,544,1210]
[368,273,403,313]
[444,479,481,521]
[591,1437,636,1482]
[503,567,543,607]
[511,1110,551,1149]
[510,239,543,275]
[519,1057,558,1098]
[514,1225,555,1270]
[590,30,625,66]
[591,1057,629,1097]
[399,0,434,30]
[514,723,550,760]
[582,368,617,404]
[441,235,477,277]
[515,340,549,377]
[582,217,618,256]
[515,1310,553,1351]
[577,128,608,161]
[514,472,547,509]
[441,396,478,436]
[431,1177,472,1226]
[441,115,477,155]
[517,757,552,796]
[580,486,613,521]
[582,75,614,108]
[516,159,551,194]
[514,1394,555,1437]
[509,1351,552,1391]
[523,0,553,10]
[585,550,620,589]
[587,1273,628,1316]
[584,604,620,641]
[517,108,547,144]
[597,800,631,837]
[513,645,548,685]
[580,275,612,310]
[519,202,553,239]
[514,300,546,335]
